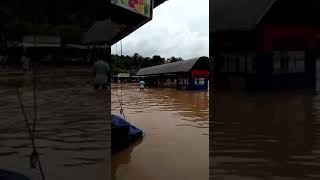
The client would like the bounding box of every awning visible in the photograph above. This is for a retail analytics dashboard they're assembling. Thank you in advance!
[110,0,167,45]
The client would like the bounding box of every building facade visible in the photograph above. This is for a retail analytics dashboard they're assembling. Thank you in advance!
[211,0,320,89]
[137,57,210,90]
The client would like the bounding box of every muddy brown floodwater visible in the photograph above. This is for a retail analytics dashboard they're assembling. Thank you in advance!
[111,84,209,180]
[211,90,320,180]
[0,67,110,180]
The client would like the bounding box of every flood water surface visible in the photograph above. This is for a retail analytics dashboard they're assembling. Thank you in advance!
[0,69,110,180]
[211,90,320,180]
[111,84,209,180]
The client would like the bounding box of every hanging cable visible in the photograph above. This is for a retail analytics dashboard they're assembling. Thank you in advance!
[15,33,46,180]
[17,85,46,180]
[116,83,126,120]
[32,62,46,180]
[117,40,126,119]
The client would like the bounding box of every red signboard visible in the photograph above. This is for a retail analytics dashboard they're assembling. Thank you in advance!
[192,70,208,78]
[262,26,317,52]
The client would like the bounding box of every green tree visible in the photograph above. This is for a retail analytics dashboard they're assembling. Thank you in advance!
[111,53,183,75]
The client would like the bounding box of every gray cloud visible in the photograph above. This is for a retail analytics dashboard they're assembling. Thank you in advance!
[111,0,209,60]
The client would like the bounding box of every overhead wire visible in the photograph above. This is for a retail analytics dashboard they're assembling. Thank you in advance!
[116,40,126,120]
[16,34,46,180]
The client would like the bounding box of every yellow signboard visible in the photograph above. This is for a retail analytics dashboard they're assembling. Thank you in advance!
[111,0,152,18]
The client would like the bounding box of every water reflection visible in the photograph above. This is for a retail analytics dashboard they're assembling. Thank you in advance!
[211,90,320,179]
[112,139,143,180]
[112,84,208,180]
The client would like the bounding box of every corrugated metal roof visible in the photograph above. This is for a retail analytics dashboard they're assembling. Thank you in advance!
[136,56,208,76]
[211,0,276,32]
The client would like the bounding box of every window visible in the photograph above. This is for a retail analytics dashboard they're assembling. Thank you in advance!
[179,78,189,85]
[246,53,256,73]
[221,57,227,72]
[179,79,184,85]
[228,55,236,72]
[239,56,246,72]
[273,51,305,73]
[295,52,305,72]
[184,79,189,85]
[195,78,205,85]
[221,52,256,73]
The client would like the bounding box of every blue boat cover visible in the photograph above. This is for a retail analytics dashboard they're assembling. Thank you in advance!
[0,169,30,180]
[112,115,143,153]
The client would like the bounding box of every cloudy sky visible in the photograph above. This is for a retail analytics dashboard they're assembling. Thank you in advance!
[111,0,209,60]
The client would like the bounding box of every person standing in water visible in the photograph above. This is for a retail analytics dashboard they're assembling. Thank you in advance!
[90,55,110,90]
[139,79,145,91]
[21,53,30,73]
[0,52,8,69]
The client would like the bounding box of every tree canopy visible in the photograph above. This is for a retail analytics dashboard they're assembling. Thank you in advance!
[111,53,183,75]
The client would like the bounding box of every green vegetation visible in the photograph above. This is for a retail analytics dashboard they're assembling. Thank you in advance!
[111,53,183,75]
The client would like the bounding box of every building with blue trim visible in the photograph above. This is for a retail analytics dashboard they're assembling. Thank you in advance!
[136,56,210,90]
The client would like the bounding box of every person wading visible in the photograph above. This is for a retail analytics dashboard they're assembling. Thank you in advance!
[0,52,8,69]
[90,55,110,90]
[139,79,145,91]
[21,54,30,73]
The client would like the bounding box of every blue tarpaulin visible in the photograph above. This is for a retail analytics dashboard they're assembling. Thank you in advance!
[0,169,30,180]
[112,115,143,153]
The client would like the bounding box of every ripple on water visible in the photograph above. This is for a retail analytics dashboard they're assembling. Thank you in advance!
[112,84,209,180]
[212,90,320,179]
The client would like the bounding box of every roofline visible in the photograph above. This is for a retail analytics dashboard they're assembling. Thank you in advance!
[212,26,255,32]
[212,0,278,32]
[255,0,277,25]
[137,71,187,76]
[136,56,208,76]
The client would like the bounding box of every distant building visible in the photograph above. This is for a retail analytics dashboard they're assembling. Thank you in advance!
[116,73,130,82]
[22,35,61,48]
[137,56,210,90]
[212,0,320,89]
[19,35,61,56]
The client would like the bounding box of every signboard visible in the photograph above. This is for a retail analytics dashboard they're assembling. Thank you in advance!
[118,73,130,78]
[111,0,152,18]
[192,70,209,78]
[22,36,61,47]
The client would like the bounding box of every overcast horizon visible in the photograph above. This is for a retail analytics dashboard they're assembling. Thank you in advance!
[111,0,209,60]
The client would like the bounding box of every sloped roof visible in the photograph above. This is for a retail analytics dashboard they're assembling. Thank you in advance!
[136,56,209,76]
[82,19,111,45]
[211,0,276,32]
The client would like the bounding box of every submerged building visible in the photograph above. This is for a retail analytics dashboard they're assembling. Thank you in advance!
[211,0,320,89]
[136,56,210,90]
